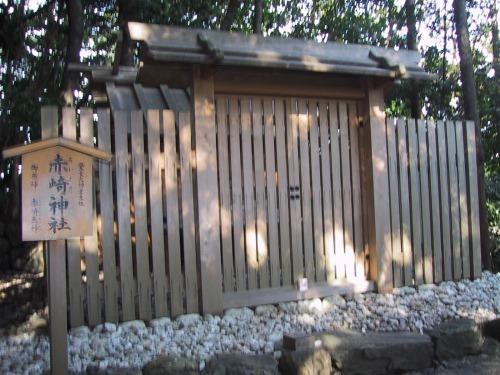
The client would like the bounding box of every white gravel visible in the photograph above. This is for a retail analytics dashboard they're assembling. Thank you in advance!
[1,272,500,374]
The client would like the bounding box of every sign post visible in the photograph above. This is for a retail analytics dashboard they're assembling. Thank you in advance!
[3,137,111,375]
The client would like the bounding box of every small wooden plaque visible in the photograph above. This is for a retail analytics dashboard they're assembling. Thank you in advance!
[22,146,93,240]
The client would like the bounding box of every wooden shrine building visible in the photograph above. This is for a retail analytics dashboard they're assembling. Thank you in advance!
[52,23,481,327]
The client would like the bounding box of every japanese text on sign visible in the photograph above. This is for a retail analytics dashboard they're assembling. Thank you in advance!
[22,146,93,240]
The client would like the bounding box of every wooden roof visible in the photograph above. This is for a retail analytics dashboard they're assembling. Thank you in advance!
[128,22,432,80]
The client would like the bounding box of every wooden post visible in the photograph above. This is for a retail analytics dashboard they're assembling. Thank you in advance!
[48,240,68,375]
[41,107,68,375]
[191,66,223,314]
[360,80,393,293]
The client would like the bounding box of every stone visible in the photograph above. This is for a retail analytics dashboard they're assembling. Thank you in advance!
[70,326,91,337]
[86,365,142,374]
[149,317,172,328]
[279,302,298,313]
[176,314,202,328]
[267,331,283,347]
[481,337,500,357]
[480,318,500,342]
[143,355,198,375]
[255,305,278,317]
[120,320,147,334]
[428,319,484,361]
[285,329,433,375]
[206,353,278,374]
[279,349,332,375]
[223,307,254,322]
[94,323,117,334]
[324,295,346,308]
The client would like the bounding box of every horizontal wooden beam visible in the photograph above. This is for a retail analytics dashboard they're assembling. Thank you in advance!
[223,279,375,309]
[214,68,365,99]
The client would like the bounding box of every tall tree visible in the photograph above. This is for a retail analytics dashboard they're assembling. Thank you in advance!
[118,0,136,66]
[221,0,241,31]
[453,0,491,269]
[253,0,263,34]
[405,0,420,118]
[492,2,499,78]
[60,0,83,106]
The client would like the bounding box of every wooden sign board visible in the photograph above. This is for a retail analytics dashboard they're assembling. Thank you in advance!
[22,146,93,240]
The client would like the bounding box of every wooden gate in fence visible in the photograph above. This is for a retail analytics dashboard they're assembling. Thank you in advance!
[39,100,482,328]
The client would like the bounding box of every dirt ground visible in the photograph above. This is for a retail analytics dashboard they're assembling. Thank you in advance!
[0,271,47,335]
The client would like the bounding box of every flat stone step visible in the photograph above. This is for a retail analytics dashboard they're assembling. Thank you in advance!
[282,329,433,375]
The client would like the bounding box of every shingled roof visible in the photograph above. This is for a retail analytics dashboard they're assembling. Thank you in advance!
[128,22,431,80]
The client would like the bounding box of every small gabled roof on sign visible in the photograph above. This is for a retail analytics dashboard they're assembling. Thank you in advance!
[2,137,112,161]
[128,22,433,80]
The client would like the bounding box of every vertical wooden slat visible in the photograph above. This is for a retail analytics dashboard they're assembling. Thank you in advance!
[216,99,234,291]
[455,121,470,278]
[319,102,335,283]
[192,68,223,314]
[407,118,423,285]
[417,119,433,284]
[437,120,453,281]
[97,109,118,322]
[42,107,68,373]
[228,97,246,290]
[263,98,281,287]
[287,98,304,281]
[131,111,152,321]
[427,119,443,283]
[41,106,59,139]
[80,108,101,326]
[447,120,462,279]
[252,98,270,288]
[309,101,325,282]
[163,110,184,316]
[114,111,136,321]
[241,98,258,289]
[329,101,345,279]
[338,102,355,279]
[358,105,372,279]
[62,107,84,327]
[146,110,168,317]
[386,118,403,287]
[298,99,315,281]
[365,85,393,292]
[397,119,413,285]
[275,99,292,285]
[465,121,482,278]
[349,103,365,279]
[179,111,198,313]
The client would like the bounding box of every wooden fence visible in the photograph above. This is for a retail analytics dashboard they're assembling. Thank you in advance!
[38,102,481,328]
[385,118,481,286]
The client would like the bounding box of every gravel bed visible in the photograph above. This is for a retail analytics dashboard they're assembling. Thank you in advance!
[1,272,500,374]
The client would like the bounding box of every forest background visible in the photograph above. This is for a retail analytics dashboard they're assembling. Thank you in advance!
[0,0,498,274]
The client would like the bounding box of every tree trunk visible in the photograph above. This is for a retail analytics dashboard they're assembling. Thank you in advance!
[405,0,420,118]
[441,1,448,114]
[118,0,135,66]
[60,0,83,106]
[253,0,263,34]
[492,2,499,78]
[221,0,241,31]
[453,0,491,270]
